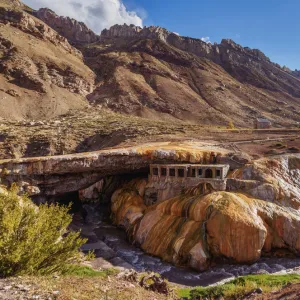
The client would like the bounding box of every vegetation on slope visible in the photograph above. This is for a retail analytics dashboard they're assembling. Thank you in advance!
[0,186,86,276]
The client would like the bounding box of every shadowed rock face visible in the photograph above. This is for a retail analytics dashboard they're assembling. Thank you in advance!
[36,8,100,44]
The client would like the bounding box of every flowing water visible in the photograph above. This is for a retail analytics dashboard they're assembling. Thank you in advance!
[74,204,300,287]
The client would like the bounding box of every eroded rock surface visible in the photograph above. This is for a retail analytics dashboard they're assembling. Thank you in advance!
[112,182,300,271]
[228,154,300,209]
[0,143,230,196]
[36,8,99,44]
[0,3,95,120]
[110,155,300,271]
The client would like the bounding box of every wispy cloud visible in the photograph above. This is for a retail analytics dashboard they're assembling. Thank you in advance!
[23,0,144,33]
[201,36,211,43]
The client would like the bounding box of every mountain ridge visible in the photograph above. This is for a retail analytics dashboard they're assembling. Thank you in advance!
[0,1,299,128]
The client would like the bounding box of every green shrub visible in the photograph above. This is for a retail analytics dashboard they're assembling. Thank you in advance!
[0,186,86,276]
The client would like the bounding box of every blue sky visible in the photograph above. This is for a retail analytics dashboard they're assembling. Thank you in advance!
[124,0,299,70]
[24,0,299,70]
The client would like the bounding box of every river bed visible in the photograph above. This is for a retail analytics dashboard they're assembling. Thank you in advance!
[73,204,300,287]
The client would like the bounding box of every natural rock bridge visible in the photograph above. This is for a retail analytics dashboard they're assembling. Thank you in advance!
[0,143,245,198]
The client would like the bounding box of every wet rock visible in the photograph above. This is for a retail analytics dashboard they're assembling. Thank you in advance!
[81,241,109,252]
[94,247,116,260]
[270,264,286,272]
[253,269,269,275]
[112,178,300,271]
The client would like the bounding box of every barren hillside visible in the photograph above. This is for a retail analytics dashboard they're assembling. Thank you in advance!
[0,1,300,128]
[83,25,300,127]
[0,0,95,120]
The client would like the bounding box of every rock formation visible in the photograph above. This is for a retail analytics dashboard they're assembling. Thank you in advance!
[0,6,81,57]
[111,167,300,270]
[0,143,231,196]
[36,8,99,44]
[0,2,95,120]
[1,0,300,126]
[228,154,300,209]
[100,24,293,85]
[107,154,300,271]
[85,24,300,127]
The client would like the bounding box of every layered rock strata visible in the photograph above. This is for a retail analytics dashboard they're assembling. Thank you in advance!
[228,154,300,209]
[36,8,100,44]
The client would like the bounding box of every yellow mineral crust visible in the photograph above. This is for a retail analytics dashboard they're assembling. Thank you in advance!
[112,180,300,271]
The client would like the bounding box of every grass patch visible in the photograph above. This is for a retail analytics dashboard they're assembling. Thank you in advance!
[62,265,119,278]
[177,274,300,299]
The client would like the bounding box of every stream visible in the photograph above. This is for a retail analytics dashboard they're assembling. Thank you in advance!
[73,204,300,287]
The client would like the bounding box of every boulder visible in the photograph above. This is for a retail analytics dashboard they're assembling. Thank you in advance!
[112,180,300,271]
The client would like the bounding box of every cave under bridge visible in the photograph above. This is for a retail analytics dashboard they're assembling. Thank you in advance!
[0,144,237,202]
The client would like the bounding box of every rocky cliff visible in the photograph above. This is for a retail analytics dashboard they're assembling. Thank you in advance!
[0,142,233,196]
[85,24,300,127]
[101,24,271,65]
[36,8,100,44]
[100,24,296,89]
[228,154,300,209]
[0,1,95,120]
[111,155,300,271]
[0,0,300,127]
[112,183,300,271]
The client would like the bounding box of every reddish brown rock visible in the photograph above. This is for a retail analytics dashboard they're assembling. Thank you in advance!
[36,8,99,44]
[111,181,300,271]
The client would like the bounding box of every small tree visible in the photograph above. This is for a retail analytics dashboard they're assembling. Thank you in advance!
[228,121,235,129]
[0,186,86,276]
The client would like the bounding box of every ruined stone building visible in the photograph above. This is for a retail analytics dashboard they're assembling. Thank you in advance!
[255,117,272,129]
[144,164,230,204]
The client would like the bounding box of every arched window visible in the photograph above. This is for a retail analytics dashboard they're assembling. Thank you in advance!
[205,169,213,178]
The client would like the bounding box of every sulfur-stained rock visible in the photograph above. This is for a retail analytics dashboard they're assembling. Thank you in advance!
[0,143,230,196]
[111,179,300,271]
[205,193,267,263]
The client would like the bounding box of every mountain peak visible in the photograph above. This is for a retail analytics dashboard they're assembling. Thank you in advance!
[35,7,100,44]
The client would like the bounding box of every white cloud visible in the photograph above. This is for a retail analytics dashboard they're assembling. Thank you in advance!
[201,37,211,43]
[23,0,144,34]
[173,32,180,36]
